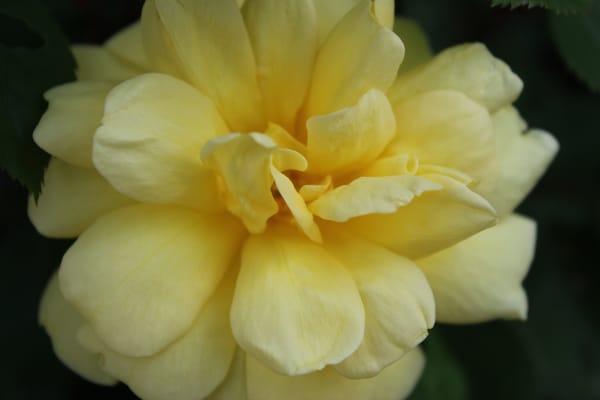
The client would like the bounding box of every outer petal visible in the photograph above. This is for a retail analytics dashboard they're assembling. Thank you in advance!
[388,90,496,193]
[246,348,425,400]
[325,231,435,378]
[28,159,133,238]
[418,215,535,323]
[481,106,559,217]
[389,43,523,112]
[77,270,238,400]
[231,227,365,375]
[346,174,497,259]
[33,81,111,168]
[310,175,441,222]
[313,0,395,45]
[394,17,433,75]
[39,274,116,386]
[105,23,151,70]
[149,0,265,131]
[304,1,404,118]
[94,73,227,211]
[59,204,244,357]
[307,89,396,174]
[207,350,247,400]
[71,45,142,82]
[243,0,318,131]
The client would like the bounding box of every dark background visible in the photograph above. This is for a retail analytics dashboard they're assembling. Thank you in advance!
[1,0,599,399]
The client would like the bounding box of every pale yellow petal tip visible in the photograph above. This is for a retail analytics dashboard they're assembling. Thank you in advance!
[529,129,560,156]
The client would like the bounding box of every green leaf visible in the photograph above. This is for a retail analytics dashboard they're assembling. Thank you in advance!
[0,0,75,196]
[550,2,600,92]
[409,331,469,400]
[491,0,592,14]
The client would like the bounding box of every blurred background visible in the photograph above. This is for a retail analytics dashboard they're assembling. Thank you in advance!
[1,0,599,398]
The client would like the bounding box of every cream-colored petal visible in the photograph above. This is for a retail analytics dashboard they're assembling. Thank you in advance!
[246,347,425,400]
[231,227,365,375]
[389,43,523,112]
[94,73,227,211]
[244,0,318,132]
[33,82,111,168]
[304,1,404,118]
[346,174,497,259]
[388,90,496,193]
[310,175,441,222]
[324,231,434,378]
[207,349,247,400]
[39,274,116,386]
[59,204,244,357]
[150,0,265,131]
[77,270,238,400]
[394,17,433,75]
[28,159,133,238]
[313,0,395,45]
[105,22,151,70]
[480,106,559,217]
[418,214,535,323]
[71,45,142,82]
[307,89,396,174]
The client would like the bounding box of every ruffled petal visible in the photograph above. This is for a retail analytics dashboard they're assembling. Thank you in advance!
[418,215,535,323]
[93,73,227,211]
[325,230,434,378]
[246,348,425,400]
[307,89,396,174]
[304,0,404,118]
[71,45,142,82]
[346,174,497,258]
[39,274,116,386]
[231,227,365,375]
[59,204,244,357]
[244,0,318,132]
[33,81,111,168]
[77,270,238,400]
[310,175,441,222]
[394,17,432,75]
[28,159,133,238]
[105,23,151,70]
[480,106,559,216]
[389,43,523,112]
[146,0,265,131]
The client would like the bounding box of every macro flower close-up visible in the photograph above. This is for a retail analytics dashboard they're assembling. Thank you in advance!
[17,0,562,399]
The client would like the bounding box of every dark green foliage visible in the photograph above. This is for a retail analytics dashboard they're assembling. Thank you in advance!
[491,0,592,14]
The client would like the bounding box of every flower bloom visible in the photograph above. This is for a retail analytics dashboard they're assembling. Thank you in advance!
[31,0,558,399]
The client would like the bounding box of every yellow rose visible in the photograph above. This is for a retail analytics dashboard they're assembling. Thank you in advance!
[31,1,558,399]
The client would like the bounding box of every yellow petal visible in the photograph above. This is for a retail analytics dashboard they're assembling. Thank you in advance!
[71,45,142,82]
[59,204,244,357]
[346,174,497,258]
[94,73,227,211]
[418,215,535,323]
[28,158,133,238]
[307,89,396,174]
[324,231,434,378]
[394,17,433,75]
[105,22,151,70]
[77,270,238,400]
[480,106,559,217]
[39,274,116,386]
[231,227,365,375]
[388,90,496,193]
[304,1,404,118]
[246,347,425,400]
[358,153,420,177]
[244,0,318,131]
[33,81,111,168]
[207,349,247,400]
[310,175,441,222]
[389,43,523,112]
[299,175,332,202]
[313,0,395,45]
[149,0,265,131]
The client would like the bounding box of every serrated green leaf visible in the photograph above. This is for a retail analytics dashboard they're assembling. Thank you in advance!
[0,0,75,196]
[491,0,592,14]
[550,2,600,92]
